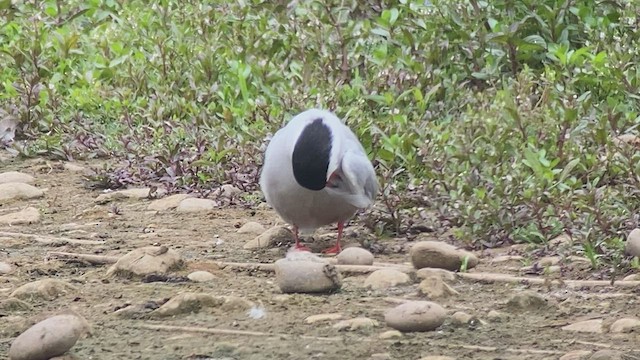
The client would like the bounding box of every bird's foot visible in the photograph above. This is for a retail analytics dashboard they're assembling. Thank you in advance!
[321,244,342,255]
[293,243,311,252]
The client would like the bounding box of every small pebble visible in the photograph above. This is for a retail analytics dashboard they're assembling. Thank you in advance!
[187,271,216,282]
[450,311,474,326]
[0,261,13,274]
[237,221,265,235]
[378,330,403,339]
[505,291,548,312]
[332,317,379,331]
[364,269,411,290]
[415,268,456,282]
[147,194,191,211]
[409,241,478,271]
[336,247,374,265]
[385,301,447,332]
[176,198,216,213]
[244,226,294,249]
[418,276,458,298]
[304,313,343,324]
[609,317,640,333]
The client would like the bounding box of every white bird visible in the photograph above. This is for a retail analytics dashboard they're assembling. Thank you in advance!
[259,109,378,254]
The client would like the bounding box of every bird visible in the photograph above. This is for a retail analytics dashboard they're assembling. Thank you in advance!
[259,108,378,254]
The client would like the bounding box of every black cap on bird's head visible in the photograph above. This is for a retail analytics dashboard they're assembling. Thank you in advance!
[292,118,332,191]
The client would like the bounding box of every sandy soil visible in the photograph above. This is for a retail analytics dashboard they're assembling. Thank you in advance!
[1,156,640,360]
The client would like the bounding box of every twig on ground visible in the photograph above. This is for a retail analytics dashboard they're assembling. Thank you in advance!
[46,251,119,264]
[457,272,640,288]
[214,261,413,274]
[0,231,105,245]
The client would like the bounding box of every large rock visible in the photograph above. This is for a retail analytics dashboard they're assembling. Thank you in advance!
[0,207,41,225]
[0,183,45,203]
[10,279,77,301]
[625,228,640,257]
[8,314,90,360]
[0,171,34,184]
[410,241,478,271]
[274,256,341,294]
[106,246,183,278]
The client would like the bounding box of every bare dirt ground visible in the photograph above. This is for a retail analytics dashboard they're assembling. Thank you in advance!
[1,156,640,360]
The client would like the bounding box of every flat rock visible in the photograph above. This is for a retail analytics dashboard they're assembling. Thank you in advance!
[237,221,266,235]
[559,350,592,360]
[609,317,640,333]
[8,314,90,360]
[410,241,478,271]
[625,228,640,257]
[147,194,191,211]
[304,313,343,324]
[0,183,45,203]
[332,317,379,331]
[0,261,13,274]
[364,269,411,289]
[95,188,166,204]
[417,357,456,360]
[415,268,456,282]
[505,291,548,312]
[187,271,217,282]
[106,246,183,278]
[151,293,223,317]
[10,279,77,301]
[0,207,41,225]
[151,293,253,318]
[274,257,341,294]
[561,319,603,333]
[244,226,294,249]
[378,330,403,339]
[336,247,374,265]
[385,301,447,332]
[176,198,216,213]
[418,276,458,298]
[0,171,34,184]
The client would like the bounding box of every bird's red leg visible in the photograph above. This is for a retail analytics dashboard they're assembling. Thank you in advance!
[292,225,311,252]
[322,222,343,254]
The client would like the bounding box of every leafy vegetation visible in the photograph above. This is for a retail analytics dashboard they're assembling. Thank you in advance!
[2,0,640,271]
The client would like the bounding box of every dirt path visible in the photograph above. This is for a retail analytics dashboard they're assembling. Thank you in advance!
[1,156,639,360]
